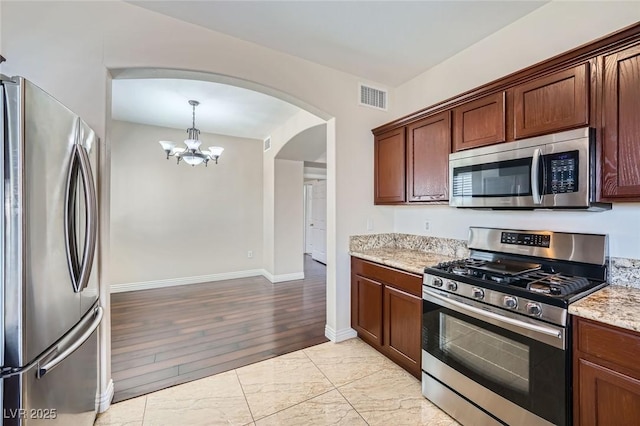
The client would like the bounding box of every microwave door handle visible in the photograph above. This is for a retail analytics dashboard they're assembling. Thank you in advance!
[531,148,542,204]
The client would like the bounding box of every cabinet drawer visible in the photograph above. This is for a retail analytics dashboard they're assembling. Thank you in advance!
[576,317,640,377]
[351,257,422,297]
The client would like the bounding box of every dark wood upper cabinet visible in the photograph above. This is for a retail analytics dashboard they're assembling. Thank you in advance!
[453,92,505,151]
[372,24,640,204]
[374,128,406,204]
[601,44,640,199]
[406,111,451,202]
[513,63,589,139]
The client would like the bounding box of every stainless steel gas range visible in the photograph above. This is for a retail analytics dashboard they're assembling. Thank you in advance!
[421,227,608,426]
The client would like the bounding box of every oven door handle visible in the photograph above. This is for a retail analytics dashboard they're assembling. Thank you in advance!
[424,290,565,349]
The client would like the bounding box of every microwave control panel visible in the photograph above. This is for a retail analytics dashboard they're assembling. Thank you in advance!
[545,150,579,194]
[501,232,551,248]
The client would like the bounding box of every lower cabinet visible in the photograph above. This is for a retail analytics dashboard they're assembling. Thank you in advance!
[351,274,383,347]
[351,257,422,378]
[573,317,640,425]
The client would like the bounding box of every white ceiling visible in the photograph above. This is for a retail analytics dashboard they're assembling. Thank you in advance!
[130,1,547,86]
[113,2,547,144]
[111,78,301,140]
[276,124,327,163]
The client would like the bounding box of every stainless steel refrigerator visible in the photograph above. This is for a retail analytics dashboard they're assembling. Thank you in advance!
[1,76,102,425]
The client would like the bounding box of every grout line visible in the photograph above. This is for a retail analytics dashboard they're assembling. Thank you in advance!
[301,349,340,388]
[334,386,370,426]
[235,369,256,424]
[251,388,336,422]
[305,343,392,389]
[141,395,148,425]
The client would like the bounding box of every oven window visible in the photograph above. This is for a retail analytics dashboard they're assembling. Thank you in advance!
[452,158,532,198]
[423,301,568,425]
[440,314,530,393]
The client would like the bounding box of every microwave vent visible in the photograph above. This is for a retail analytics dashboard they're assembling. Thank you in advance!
[359,83,387,110]
[452,172,472,197]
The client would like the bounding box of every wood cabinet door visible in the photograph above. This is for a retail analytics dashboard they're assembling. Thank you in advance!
[453,92,505,151]
[351,274,383,347]
[577,358,640,426]
[406,111,451,202]
[383,285,421,378]
[602,44,640,199]
[374,128,406,204]
[513,63,589,139]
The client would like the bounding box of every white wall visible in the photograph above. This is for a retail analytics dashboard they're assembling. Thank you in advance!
[263,110,327,277]
[392,2,640,260]
[274,159,304,275]
[1,1,396,399]
[110,120,263,284]
[394,2,640,117]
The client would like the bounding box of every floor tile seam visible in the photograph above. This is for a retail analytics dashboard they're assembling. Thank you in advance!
[234,369,256,424]
[333,386,371,426]
[300,347,343,389]
[330,365,389,389]
[250,387,337,422]
[141,395,148,426]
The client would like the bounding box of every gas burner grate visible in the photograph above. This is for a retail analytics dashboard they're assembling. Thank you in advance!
[522,272,591,296]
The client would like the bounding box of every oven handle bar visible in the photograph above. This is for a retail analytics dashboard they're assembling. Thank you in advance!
[424,289,565,348]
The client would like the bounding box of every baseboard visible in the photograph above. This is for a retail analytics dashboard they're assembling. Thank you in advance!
[262,271,305,283]
[110,269,309,292]
[96,379,114,413]
[110,269,266,293]
[325,325,358,342]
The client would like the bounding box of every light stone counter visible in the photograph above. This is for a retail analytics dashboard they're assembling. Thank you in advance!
[351,234,640,333]
[569,285,640,333]
[349,233,467,275]
[349,247,456,275]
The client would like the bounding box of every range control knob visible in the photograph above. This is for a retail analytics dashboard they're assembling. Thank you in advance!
[526,302,543,317]
[503,296,518,309]
[447,281,458,292]
[432,277,443,288]
[472,287,485,300]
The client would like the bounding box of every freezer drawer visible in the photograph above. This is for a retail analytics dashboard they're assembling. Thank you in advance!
[3,306,101,426]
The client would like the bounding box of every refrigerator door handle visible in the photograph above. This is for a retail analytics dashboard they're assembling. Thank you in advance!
[37,306,103,378]
[76,144,98,291]
[64,144,82,292]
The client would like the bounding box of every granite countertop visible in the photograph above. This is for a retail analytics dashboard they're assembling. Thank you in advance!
[349,247,456,275]
[350,233,640,333]
[569,285,640,333]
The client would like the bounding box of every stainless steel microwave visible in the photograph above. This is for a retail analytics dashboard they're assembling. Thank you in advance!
[449,127,611,211]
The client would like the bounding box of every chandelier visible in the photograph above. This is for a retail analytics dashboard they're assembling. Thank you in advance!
[158,100,224,166]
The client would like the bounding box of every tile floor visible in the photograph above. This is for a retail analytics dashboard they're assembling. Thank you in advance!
[95,338,458,426]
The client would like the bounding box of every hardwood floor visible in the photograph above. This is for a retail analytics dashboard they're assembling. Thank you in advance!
[111,255,328,402]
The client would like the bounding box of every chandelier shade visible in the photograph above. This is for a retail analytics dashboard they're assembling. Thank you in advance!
[158,100,224,167]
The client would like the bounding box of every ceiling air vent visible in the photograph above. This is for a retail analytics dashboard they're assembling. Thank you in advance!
[359,83,387,111]
[264,136,271,152]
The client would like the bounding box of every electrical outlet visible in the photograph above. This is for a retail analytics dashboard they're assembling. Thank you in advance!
[425,221,431,231]
[366,218,374,231]
[247,250,253,259]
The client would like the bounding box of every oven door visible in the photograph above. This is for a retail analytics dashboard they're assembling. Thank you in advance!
[422,288,568,426]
